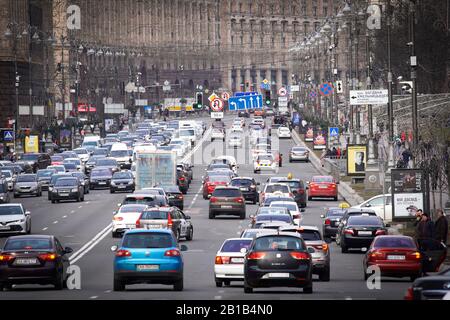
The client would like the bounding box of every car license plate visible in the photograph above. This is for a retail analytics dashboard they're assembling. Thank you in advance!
[267,273,290,278]
[240,187,248,191]
[319,185,328,189]
[0,225,11,230]
[358,231,372,236]
[231,257,244,263]
[136,265,159,271]
[14,258,38,265]
[221,205,232,209]
[59,193,69,196]
[118,185,126,189]
[145,224,162,229]
[126,224,136,229]
[99,182,106,185]
[387,255,405,260]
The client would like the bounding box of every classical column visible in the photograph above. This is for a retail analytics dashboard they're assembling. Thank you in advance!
[255,69,261,93]
[266,68,272,95]
[276,68,283,90]
[235,68,241,93]
[244,68,251,92]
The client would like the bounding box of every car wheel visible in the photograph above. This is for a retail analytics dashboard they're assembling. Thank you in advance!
[243,281,253,294]
[54,272,64,290]
[253,170,257,174]
[81,195,85,202]
[333,196,338,201]
[308,196,312,201]
[341,243,348,253]
[76,195,81,202]
[27,223,31,234]
[186,227,193,241]
[364,269,369,281]
[239,211,246,219]
[110,189,115,194]
[303,282,313,294]
[223,280,230,286]
[175,229,180,241]
[13,194,18,198]
[203,194,208,200]
[3,283,12,291]
[253,198,257,205]
[173,278,183,291]
[319,267,330,282]
[86,188,90,194]
[113,277,125,291]
[182,190,187,195]
[215,281,223,288]
[410,275,420,282]
[209,211,215,219]
[51,200,55,204]
[112,231,119,238]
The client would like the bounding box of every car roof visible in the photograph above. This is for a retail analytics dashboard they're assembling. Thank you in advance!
[255,232,302,239]
[5,234,52,240]
[232,177,254,181]
[124,229,173,235]
[0,203,22,207]
[345,208,377,214]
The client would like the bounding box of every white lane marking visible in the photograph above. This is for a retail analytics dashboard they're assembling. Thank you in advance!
[78,206,83,209]
[181,128,212,163]
[214,296,222,300]
[187,185,204,210]
[69,223,112,263]
[90,296,98,299]
[218,290,225,294]
[104,290,111,293]
[70,210,75,214]
[86,201,90,204]
[53,221,58,224]
[42,227,48,231]
[62,215,67,219]
[185,249,205,253]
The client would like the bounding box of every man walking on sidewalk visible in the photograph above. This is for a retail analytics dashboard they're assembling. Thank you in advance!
[434,209,448,245]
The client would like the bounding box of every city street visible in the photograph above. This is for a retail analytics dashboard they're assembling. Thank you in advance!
[0,116,412,300]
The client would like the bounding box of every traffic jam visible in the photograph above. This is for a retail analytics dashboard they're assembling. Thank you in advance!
[0,110,447,299]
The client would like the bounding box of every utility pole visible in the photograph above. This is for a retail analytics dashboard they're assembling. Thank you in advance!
[386,0,395,170]
[410,0,419,166]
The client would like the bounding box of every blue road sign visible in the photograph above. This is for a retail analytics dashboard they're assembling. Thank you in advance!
[260,83,271,90]
[3,130,14,142]
[229,95,263,110]
[235,92,258,97]
[329,127,339,137]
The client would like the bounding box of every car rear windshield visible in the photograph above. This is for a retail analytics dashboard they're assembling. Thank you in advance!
[122,232,174,248]
[55,178,78,187]
[327,209,346,216]
[221,239,252,252]
[297,230,322,241]
[51,156,63,161]
[312,176,334,183]
[74,149,88,154]
[348,216,383,226]
[373,237,416,248]
[271,203,298,212]
[97,159,117,166]
[265,185,289,193]
[179,130,195,137]
[17,175,37,182]
[64,163,77,169]
[254,236,304,251]
[209,176,231,183]
[113,172,132,179]
[123,197,167,206]
[91,169,112,177]
[4,238,52,251]
[212,189,242,197]
[258,207,289,215]
[119,205,147,213]
[0,206,23,216]
[256,215,292,223]
[140,210,169,220]
[230,179,253,187]
[278,180,302,189]
[110,150,128,157]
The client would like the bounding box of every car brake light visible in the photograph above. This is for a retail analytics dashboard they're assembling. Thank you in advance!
[247,252,266,260]
[116,250,132,257]
[369,250,384,260]
[215,256,230,264]
[113,216,123,221]
[404,287,414,300]
[38,253,57,261]
[408,252,421,260]
[290,252,310,260]
[325,219,331,225]
[0,254,14,262]
[331,184,336,188]
[313,244,329,252]
[178,195,183,199]
[210,197,218,203]
[375,230,386,236]
[234,197,244,203]
[179,177,185,181]
[136,215,141,228]
[344,229,354,235]
[167,214,173,228]
[164,249,180,257]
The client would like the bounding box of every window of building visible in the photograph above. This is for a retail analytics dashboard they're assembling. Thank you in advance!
[270,4,274,15]
[324,6,328,17]
[282,36,286,48]
[240,35,244,45]
[313,6,317,17]
[250,35,253,47]
[231,35,234,45]
[239,2,242,13]
[271,37,275,48]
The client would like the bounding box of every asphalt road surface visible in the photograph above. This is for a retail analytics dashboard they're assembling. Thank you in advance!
[0,115,412,300]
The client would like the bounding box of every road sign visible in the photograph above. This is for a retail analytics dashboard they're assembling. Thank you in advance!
[278,96,288,102]
[290,85,300,92]
[228,94,263,110]
[278,87,287,96]
[319,83,334,96]
[278,100,288,107]
[329,127,339,137]
[135,99,148,106]
[261,79,271,90]
[235,92,258,97]
[2,130,14,142]
[221,92,230,101]
[210,112,224,119]
[208,93,219,102]
[349,89,388,105]
[309,91,317,99]
[210,98,224,112]
[336,80,343,93]
[162,81,171,92]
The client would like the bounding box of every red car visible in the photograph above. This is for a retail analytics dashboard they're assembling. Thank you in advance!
[307,176,338,201]
[363,235,423,281]
[202,175,230,199]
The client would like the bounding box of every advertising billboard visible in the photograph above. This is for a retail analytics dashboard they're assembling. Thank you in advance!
[313,130,327,150]
[391,169,427,220]
[305,127,314,142]
[24,135,39,153]
[346,144,367,176]
[59,129,72,149]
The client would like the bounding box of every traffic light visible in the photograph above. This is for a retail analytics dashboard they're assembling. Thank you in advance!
[265,90,271,106]
[194,92,203,109]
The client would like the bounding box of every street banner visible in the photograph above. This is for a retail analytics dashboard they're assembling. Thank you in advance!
[25,135,39,153]
[391,169,427,220]
[346,144,368,176]
[59,129,72,149]
[313,130,327,150]
[305,127,314,142]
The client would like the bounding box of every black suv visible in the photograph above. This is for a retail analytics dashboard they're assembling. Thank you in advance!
[50,177,84,203]
[277,179,308,208]
[90,168,113,189]
[229,177,259,204]
[18,153,51,172]
[110,171,135,193]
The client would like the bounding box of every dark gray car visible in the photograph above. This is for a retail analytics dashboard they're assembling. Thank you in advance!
[209,187,246,219]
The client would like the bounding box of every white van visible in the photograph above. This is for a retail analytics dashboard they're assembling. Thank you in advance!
[179,128,196,147]
[110,143,131,169]
[82,135,102,149]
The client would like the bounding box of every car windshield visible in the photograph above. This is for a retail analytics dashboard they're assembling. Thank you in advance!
[297,230,322,241]
[4,238,52,251]
[231,179,253,186]
[20,154,39,161]
[254,236,304,251]
[49,166,65,173]
[1,171,12,178]
[256,215,292,223]
[55,178,77,187]
[209,176,231,183]
[17,175,36,182]
[113,172,132,179]
[122,232,174,248]
[110,150,128,157]
[212,189,241,197]
[278,180,301,189]
[97,159,117,166]
[373,237,416,248]
[91,169,111,177]
[37,170,54,178]
[312,176,334,183]
[123,196,167,206]
[348,216,383,226]
[140,210,169,220]
[51,156,63,162]
[265,185,289,193]
[64,163,77,169]
[221,239,252,252]
[83,141,98,146]
[0,206,23,215]
[64,159,80,165]
[179,130,194,137]
[118,205,147,213]
[327,209,346,217]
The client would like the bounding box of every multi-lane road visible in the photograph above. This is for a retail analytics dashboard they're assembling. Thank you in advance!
[0,115,412,300]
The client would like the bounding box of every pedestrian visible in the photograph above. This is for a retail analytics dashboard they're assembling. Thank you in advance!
[336,147,341,158]
[331,147,337,157]
[413,209,423,228]
[416,213,434,240]
[434,209,448,245]
[320,149,327,167]
[402,147,412,168]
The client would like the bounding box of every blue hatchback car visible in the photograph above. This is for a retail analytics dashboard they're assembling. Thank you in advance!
[112,229,187,291]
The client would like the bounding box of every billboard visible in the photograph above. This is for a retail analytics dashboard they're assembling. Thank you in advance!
[313,130,327,150]
[305,127,314,142]
[60,129,72,149]
[391,169,427,220]
[24,135,39,153]
[346,144,367,176]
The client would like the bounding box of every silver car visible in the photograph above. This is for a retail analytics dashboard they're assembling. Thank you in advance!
[289,146,310,162]
[13,174,42,198]
[0,204,31,234]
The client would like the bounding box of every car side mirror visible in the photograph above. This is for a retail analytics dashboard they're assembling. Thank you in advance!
[365,204,371,207]
[111,245,118,252]
[180,245,188,252]
[185,215,191,220]
[320,214,325,218]
[306,181,310,185]
[113,211,117,215]
[256,182,260,186]
[64,247,73,254]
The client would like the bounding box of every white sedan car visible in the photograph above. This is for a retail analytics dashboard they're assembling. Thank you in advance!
[277,126,292,138]
[214,238,253,287]
[211,128,225,141]
[270,201,303,225]
[230,125,244,134]
[253,153,278,174]
[112,204,148,238]
[228,135,242,148]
